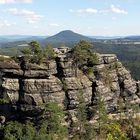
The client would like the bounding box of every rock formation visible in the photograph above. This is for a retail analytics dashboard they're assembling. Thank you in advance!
[0,47,140,121]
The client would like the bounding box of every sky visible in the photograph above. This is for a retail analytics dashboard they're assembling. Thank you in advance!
[0,0,139,36]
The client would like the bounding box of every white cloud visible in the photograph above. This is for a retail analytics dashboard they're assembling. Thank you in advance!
[0,18,16,28]
[3,20,11,26]
[6,8,43,23]
[22,0,32,3]
[70,5,128,16]
[110,5,128,15]
[70,8,98,15]
[0,0,32,4]
[49,23,59,27]
[0,0,14,4]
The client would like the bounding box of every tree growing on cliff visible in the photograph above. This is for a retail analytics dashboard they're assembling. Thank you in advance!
[20,41,56,65]
[71,90,95,140]
[72,40,98,76]
[29,41,43,64]
[44,44,55,61]
[72,40,91,66]
[36,102,68,139]
[20,47,32,56]
[20,41,43,64]
[2,121,36,140]
[1,102,68,140]
[96,93,109,139]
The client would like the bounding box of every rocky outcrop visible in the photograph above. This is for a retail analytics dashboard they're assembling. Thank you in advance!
[0,47,139,121]
[22,76,65,106]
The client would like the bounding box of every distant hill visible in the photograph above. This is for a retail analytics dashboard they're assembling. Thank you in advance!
[124,35,140,41]
[0,31,94,49]
[0,35,47,43]
[43,30,93,44]
[0,38,10,43]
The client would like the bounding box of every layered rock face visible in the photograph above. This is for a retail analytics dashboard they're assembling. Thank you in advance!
[0,47,140,119]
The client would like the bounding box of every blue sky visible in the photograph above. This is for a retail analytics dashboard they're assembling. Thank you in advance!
[0,0,139,36]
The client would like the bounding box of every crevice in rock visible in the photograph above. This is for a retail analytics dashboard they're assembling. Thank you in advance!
[18,78,35,105]
[54,57,70,109]
[55,57,64,78]
[1,73,21,79]
[91,81,98,106]
[19,57,26,76]
[18,78,25,104]
[135,82,140,99]
[118,79,126,102]
[136,82,140,94]
[63,91,70,110]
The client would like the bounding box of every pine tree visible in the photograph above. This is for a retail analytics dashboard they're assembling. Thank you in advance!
[37,102,68,139]
[72,90,95,140]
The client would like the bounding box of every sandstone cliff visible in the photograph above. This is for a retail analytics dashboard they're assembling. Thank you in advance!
[0,47,140,121]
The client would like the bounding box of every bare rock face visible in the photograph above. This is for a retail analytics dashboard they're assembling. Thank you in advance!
[0,61,20,69]
[63,76,92,109]
[101,54,117,64]
[93,54,139,111]
[56,51,93,109]
[2,78,19,104]
[0,61,22,77]
[21,76,65,106]
[0,47,139,120]
[23,61,57,78]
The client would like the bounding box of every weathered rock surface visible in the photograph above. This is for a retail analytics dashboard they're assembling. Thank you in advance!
[21,76,65,106]
[0,47,139,121]
[2,78,19,104]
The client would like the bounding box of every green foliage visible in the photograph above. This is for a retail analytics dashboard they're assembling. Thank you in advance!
[3,121,36,140]
[20,41,56,65]
[0,98,9,104]
[44,44,55,60]
[96,94,109,138]
[123,61,140,80]
[28,41,43,64]
[21,41,42,56]
[71,90,95,140]
[20,41,43,64]
[102,67,112,88]
[29,41,42,55]
[36,102,68,139]
[85,67,94,75]
[106,122,129,140]
[1,97,140,139]
[20,47,32,55]
[72,40,98,68]
[1,102,68,140]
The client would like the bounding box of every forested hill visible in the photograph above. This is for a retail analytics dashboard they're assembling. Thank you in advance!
[41,30,92,44]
